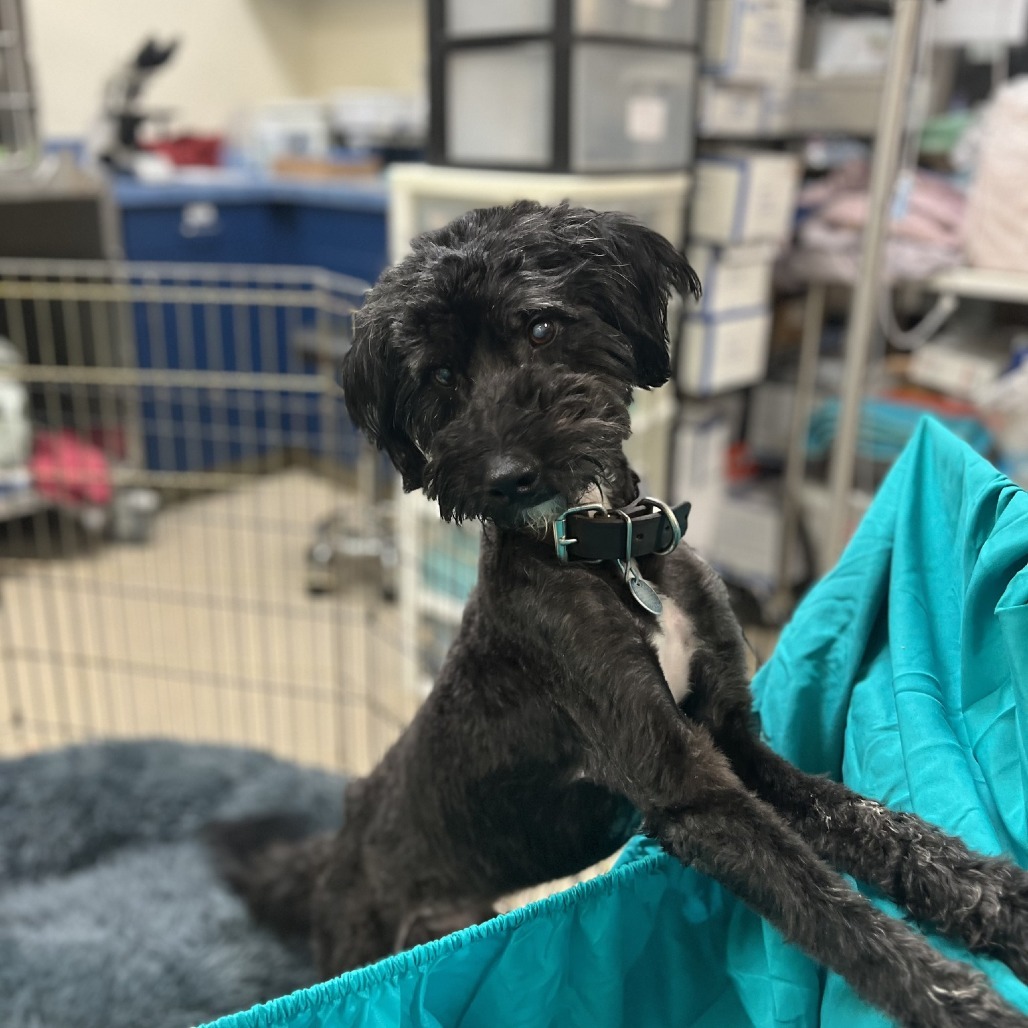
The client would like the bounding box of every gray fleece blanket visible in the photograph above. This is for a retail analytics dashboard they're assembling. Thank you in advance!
[0,740,345,1028]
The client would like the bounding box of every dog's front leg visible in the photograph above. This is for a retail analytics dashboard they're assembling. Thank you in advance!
[718,721,1028,984]
[552,632,1027,1027]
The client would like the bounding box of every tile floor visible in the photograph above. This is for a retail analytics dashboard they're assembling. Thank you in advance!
[0,470,415,772]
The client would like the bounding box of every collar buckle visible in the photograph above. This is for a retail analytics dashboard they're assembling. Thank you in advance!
[553,503,605,563]
[553,496,689,563]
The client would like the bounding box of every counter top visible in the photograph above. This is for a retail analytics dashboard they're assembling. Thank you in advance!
[112,169,389,212]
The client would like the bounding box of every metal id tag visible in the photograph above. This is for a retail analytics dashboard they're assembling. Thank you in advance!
[618,557,663,616]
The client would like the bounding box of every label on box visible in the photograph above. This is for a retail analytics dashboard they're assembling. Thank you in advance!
[625,95,669,143]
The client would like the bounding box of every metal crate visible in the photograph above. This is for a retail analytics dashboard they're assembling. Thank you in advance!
[0,258,419,774]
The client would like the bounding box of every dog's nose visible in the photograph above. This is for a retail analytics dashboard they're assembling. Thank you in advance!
[485,455,543,504]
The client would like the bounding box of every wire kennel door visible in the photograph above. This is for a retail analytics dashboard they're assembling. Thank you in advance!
[0,259,418,774]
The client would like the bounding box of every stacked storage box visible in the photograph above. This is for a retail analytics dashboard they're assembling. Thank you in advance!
[429,0,700,172]
[696,0,802,138]
[679,149,799,395]
[697,2,887,140]
[681,0,802,396]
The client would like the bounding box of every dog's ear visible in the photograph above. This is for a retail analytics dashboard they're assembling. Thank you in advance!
[573,209,701,388]
[342,298,426,492]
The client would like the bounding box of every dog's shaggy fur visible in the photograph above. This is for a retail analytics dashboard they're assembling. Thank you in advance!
[217,202,1028,1027]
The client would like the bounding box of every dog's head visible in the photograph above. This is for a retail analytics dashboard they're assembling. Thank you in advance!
[342,201,699,527]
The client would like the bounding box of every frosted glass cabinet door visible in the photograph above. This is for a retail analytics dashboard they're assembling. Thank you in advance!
[445,0,554,37]
[574,0,699,43]
[572,45,695,171]
[446,44,554,166]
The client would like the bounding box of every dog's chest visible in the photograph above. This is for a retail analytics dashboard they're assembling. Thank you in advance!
[649,593,698,704]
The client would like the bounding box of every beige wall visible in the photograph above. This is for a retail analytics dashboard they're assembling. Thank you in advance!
[302,0,426,97]
[25,0,424,139]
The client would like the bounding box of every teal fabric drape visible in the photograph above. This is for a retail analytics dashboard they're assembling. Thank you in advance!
[203,419,1028,1028]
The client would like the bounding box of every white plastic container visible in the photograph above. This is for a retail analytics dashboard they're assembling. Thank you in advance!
[703,0,801,84]
[445,43,696,171]
[689,243,778,316]
[678,308,772,395]
[445,0,700,43]
[388,163,692,258]
[690,150,799,245]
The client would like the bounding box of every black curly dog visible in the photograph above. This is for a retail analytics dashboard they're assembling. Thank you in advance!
[216,202,1028,1027]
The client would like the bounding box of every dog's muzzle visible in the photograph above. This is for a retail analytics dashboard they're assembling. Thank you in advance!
[483,454,556,510]
[421,366,632,525]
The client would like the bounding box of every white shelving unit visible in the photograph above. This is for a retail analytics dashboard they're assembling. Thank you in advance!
[769,0,932,606]
[775,257,1028,599]
[925,266,1028,305]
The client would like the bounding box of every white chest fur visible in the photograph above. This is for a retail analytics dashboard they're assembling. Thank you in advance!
[652,595,698,704]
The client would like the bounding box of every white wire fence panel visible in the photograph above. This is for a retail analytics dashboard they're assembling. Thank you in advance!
[0,259,420,774]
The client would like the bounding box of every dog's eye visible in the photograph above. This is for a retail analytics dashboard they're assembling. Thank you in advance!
[432,366,456,388]
[528,318,558,347]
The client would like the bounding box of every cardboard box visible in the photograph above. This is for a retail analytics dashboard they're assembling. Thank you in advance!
[907,339,1007,402]
[706,483,806,592]
[697,79,767,137]
[690,150,799,245]
[699,75,881,138]
[783,74,882,136]
[678,308,771,396]
[814,16,892,76]
[690,243,778,316]
[672,408,731,553]
[703,0,802,84]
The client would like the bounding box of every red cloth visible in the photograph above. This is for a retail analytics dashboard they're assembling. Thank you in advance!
[143,136,222,167]
[30,431,113,507]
